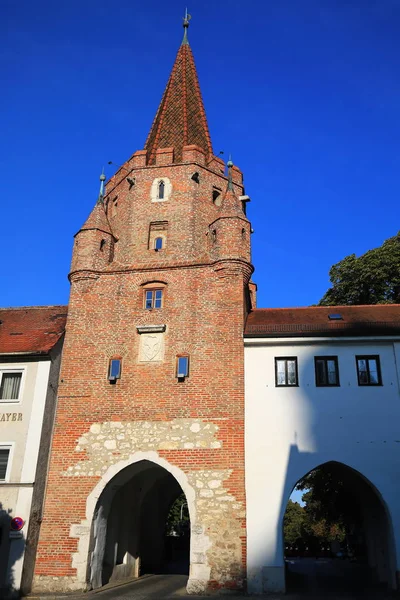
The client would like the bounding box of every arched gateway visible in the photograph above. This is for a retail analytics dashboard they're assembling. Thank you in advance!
[68,453,207,593]
[284,462,397,594]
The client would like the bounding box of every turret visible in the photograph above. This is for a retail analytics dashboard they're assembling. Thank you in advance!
[208,159,251,264]
[70,172,116,280]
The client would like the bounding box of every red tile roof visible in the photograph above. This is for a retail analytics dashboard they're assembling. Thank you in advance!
[0,306,67,355]
[144,41,213,165]
[245,305,400,338]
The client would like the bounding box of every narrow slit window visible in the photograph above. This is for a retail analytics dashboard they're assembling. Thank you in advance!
[0,372,22,400]
[154,237,163,251]
[108,359,121,382]
[158,181,165,199]
[177,356,189,379]
[100,239,106,251]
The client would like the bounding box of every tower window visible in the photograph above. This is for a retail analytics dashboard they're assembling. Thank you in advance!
[176,356,189,379]
[100,239,106,251]
[145,289,163,310]
[108,358,121,383]
[212,188,221,205]
[158,181,165,199]
[154,237,163,251]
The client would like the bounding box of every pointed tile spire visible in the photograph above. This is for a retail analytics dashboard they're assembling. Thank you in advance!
[144,13,213,165]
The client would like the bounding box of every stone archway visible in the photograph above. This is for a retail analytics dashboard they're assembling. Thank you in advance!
[69,451,211,594]
[283,461,397,594]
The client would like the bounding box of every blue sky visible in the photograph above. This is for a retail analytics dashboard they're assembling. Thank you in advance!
[2,1,399,309]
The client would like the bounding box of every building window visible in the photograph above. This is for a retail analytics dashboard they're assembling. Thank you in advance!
[154,237,163,251]
[0,371,23,401]
[108,358,121,382]
[151,177,172,202]
[0,447,11,481]
[176,356,189,379]
[356,355,382,386]
[145,289,163,310]
[315,356,339,386]
[212,188,222,206]
[158,180,165,199]
[275,357,298,387]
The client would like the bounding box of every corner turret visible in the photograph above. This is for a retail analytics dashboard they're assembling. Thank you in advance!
[70,173,116,281]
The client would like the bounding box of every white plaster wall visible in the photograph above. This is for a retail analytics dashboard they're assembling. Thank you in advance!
[0,360,51,593]
[244,337,400,594]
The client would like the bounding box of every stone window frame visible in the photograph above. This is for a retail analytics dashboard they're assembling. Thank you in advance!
[108,356,122,383]
[148,221,168,251]
[150,177,172,203]
[0,367,26,404]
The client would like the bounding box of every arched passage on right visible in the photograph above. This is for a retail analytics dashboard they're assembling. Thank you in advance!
[282,461,397,595]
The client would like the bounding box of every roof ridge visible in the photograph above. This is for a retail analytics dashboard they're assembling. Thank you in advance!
[250,304,400,311]
[0,305,68,311]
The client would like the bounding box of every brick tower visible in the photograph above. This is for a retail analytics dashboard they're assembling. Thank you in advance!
[33,16,253,595]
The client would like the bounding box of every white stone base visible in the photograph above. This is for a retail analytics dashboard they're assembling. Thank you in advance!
[247,566,285,594]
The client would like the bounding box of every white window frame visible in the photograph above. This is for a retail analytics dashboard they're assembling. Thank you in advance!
[0,367,26,404]
[150,177,172,203]
[0,443,14,482]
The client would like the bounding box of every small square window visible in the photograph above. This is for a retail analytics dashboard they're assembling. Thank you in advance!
[108,359,121,382]
[176,356,189,379]
[356,355,382,386]
[0,447,11,481]
[145,289,163,310]
[0,371,22,401]
[275,358,298,387]
[315,356,340,387]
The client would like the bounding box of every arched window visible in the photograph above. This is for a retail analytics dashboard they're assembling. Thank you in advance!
[154,237,163,251]
[158,180,165,200]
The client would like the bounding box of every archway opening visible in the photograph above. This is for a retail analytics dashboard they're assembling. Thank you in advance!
[88,460,191,589]
[283,462,395,595]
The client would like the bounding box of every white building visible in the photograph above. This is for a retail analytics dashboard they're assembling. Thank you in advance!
[0,306,66,598]
[244,304,400,594]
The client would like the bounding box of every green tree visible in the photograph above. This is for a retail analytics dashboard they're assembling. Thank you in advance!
[319,232,400,306]
[296,464,357,543]
[165,493,190,535]
[283,499,306,545]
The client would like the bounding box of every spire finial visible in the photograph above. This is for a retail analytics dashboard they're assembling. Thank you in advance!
[227,154,234,191]
[182,8,191,45]
[98,167,106,204]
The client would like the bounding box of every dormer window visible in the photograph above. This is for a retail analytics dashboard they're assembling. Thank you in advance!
[154,237,163,251]
[158,180,165,199]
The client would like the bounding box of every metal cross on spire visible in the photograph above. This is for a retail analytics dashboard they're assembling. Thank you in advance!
[182,8,191,45]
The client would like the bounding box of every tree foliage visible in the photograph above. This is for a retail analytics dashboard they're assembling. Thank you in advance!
[319,232,400,306]
[165,492,190,535]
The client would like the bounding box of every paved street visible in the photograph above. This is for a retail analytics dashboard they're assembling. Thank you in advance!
[28,566,398,600]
